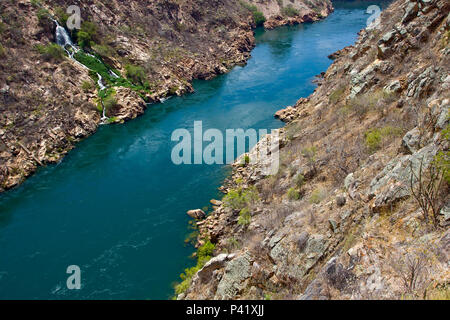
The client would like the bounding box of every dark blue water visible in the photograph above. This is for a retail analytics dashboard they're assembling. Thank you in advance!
[0,2,389,299]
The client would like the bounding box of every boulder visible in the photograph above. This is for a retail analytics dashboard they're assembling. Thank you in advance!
[401,127,421,154]
[336,195,347,207]
[187,209,206,220]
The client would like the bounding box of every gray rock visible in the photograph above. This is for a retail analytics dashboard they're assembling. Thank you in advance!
[297,231,309,251]
[384,80,402,94]
[344,173,355,190]
[402,1,419,24]
[328,219,339,233]
[193,253,234,283]
[440,202,450,221]
[369,143,438,210]
[215,252,252,300]
[401,127,421,154]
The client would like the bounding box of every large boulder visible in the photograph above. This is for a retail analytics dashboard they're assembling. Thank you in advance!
[187,209,206,220]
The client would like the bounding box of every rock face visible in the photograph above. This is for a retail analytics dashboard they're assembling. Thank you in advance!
[110,87,147,122]
[246,0,333,29]
[182,0,450,300]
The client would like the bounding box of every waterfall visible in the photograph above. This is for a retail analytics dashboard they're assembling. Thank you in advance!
[51,18,78,58]
[109,70,120,79]
[50,18,113,124]
[97,73,109,123]
[97,73,106,91]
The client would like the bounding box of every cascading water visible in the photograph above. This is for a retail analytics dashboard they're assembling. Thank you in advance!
[51,18,78,58]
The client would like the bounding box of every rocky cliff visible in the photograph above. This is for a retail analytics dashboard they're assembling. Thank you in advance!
[181,0,450,300]
[0,0,333,192]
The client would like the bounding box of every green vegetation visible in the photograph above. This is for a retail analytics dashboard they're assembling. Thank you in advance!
[238,207,252,226]
[35,43,65,62]
[346,89,397,120]
[76,21,98,49]
[54,6,69,26]
[36,8,50,24]
[309,187,327,204]
[125,64,147,86]
[364,126,403,153]
[102,93,118,115]
[281,5,299,17]
[329,85,346,105]
[81,80,93,93]
[435,122,450,184]
[287,187,301,200]
[174,240,215,295]
[223,186,259,211]
[0,44,5,57]
[240,1,266,27]
[294,173,305,188]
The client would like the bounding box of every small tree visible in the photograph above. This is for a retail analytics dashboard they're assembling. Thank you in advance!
[409,157,444,227]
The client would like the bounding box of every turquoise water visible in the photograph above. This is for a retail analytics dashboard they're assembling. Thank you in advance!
[0,1,390,299]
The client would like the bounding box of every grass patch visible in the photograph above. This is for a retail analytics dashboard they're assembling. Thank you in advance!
[364,126,404,153]
[238,207,252,226]
[240,1,266,27]
[287,187,301,200]
[309,187,327,204]
[281,5,299,17]
[82,80,94,93]
[35,43,65,62]
[223,186,259,211]
[329,85,346,105]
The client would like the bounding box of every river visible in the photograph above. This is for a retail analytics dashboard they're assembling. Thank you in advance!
[0,1,390,299]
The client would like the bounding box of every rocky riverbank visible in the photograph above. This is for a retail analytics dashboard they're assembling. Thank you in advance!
[181,0,450,300]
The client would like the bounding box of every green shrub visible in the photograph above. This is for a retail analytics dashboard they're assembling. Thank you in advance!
[435,123,450,184]
[125,64,146,86]
[240,1,266,27]
[82,80,93,92]
[364,128,382,153]
[281,5,299,17]
[364,126,403,153]
[103,94,117,115]
[175,240,215,295]
[240,154,250,167]
[77,31,91,49]
[223,186,259,211]
[238,208,251,226]
[287,187,301,200]
[35,43,65,62]
[0,44,5,57]
[54,6,69,26]
[253,11,266,27]
[294,173,305,188]
[76,21,98,48]
[36,8,50,23]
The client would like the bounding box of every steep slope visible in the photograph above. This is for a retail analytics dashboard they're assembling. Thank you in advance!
[181,0,449,300]
[0,0,333,192]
